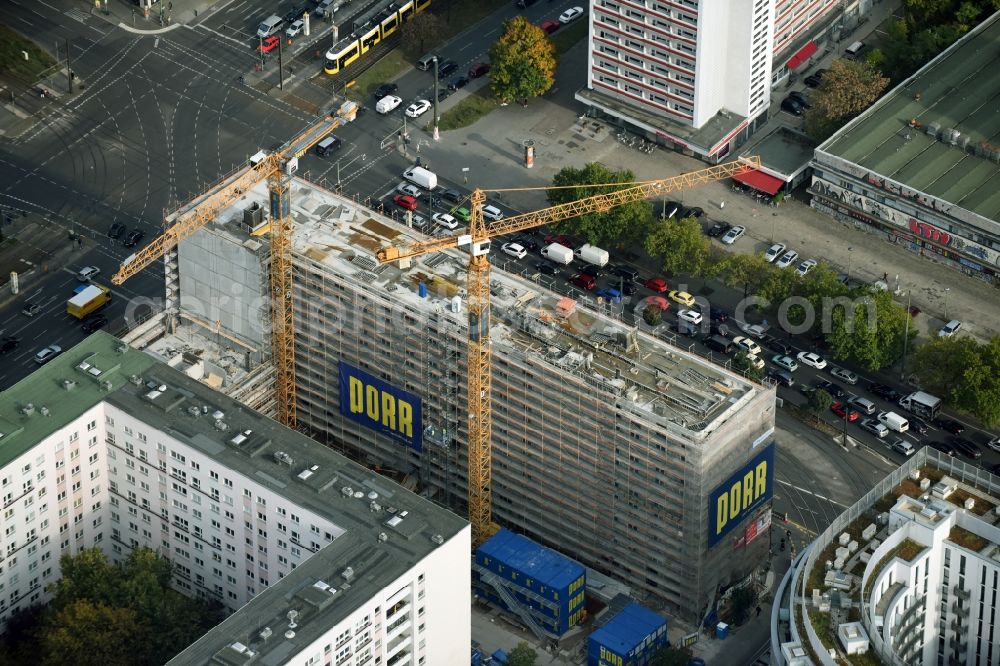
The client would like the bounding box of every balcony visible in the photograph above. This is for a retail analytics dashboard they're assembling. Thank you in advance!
[953,586,970,601]
[387,617,411,643]
[951,602,969,619]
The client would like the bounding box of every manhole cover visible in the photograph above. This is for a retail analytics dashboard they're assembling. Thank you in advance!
[546,128,555,135]
[566,141,578,149]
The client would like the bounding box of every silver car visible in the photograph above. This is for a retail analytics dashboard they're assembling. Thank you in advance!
[828,366,858,385]
[721,225,746,245]
[34,345,62,364]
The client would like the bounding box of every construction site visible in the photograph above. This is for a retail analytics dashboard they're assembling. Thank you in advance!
[119,126,777,622]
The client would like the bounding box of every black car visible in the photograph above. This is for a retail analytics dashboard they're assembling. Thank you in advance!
[513,234,539,252]
[804,69,826,88]
[609,265,640,282]
[124,229,145,248]
[707,221,731,237]
[81,314,108,334]
[107,222,126,239]
[814,380,845,400]
[658,201,681,220]
[788,91,810,108]
[780,98,804,116]
[21,302,41,317]
[709,307,729,323]
[762,335,791,356]
[579,265,601,279]
[909,417,930,435]
[448,76,469,91]
[870,384,902,402]
[533,262,558,275]
[435,88,452,102]
[927,441,957,456]
[951,437,982,459]
[374,83,398,98]
[711,323,732,338]
[284,4,309,23]
[685,206,704,219]
[438,60,458,76]
[0,336,19,354]
[439,188,462,204]
[935,418,965,435]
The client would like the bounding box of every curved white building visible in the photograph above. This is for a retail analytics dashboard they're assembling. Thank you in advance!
[773,450,1000,666]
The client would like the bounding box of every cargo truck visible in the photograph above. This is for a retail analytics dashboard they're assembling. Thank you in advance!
[573,243,609,266]
[403,166,437,190]
[541,242,573,265]
[897,391,942,419]
[67,285,111,319]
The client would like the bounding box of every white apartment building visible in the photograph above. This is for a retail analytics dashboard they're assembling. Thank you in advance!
[774,450,1000,666]
[577,0,847,160]
[0,332,470,665]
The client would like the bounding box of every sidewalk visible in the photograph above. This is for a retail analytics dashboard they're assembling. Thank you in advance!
[0,219,91,310]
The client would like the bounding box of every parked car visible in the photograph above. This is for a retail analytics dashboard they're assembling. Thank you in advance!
[644,277,668,292]
[804,69,826,87]
[830,402,860,422]
[775,250,799,269]
[448,76,469,91]
[870,383,902,402]
[396,182,422,197]
[374,83,399,98]
[720,225,746,244]
[860,418,888,438]
[559,6,584,23]
[81,313,108,334]
[771,355,798,372]
[77,265,100,282]
[668,290,695,307]
[513,234,539,252]
[437,60,458,76]
[405,99,431,118]
[709,307,729,323]
[393,194,418,211]
[596,287,622,301]
[938,319,962,338]
[468,62,491,78]
[534,262,558,275]
[814,380,845,400]
[763,335,791,356]
[707,221,731,237]
[733,336,762,356]
[481,204,504,221]
[451,206,471,222]
[124,229,145,248]
[796,351,827,369]
[764,243,786,263]
[780,98,804,116]
[432,213,458,230]
[796,259,818,276]
[439,188,463,203]
[257,35,280,53]
[543,233,572,248]
[539,19,561,34]
[285,19,304,37]
[788,91,810,108]
[501,242,526,259]
[934,418,965,435]
[769,370,795,387]
[570,273,596,290]
[34,345,62,364]
[828,366,858,385]
[678,309,702,325]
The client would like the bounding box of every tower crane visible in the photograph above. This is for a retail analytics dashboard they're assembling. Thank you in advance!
[111,105,358,429]
[377,156,761,545]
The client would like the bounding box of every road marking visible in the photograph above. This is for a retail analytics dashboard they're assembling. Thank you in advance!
[776,479,849,508]
[459,42,475,51]
[19,16,34,26]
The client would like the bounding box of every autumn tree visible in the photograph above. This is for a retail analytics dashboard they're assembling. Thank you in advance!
[804,59,889,141]
[399,12,444,57]
[645,216,711,276]
[547,163,653,247]
[41,601,142,666]
[913,335,1000,427]
[489,16,557,102]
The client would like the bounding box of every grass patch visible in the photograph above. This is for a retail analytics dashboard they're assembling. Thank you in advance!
[949,525,988,552]
[0,26,57,82]
[437,89,499,131]
[863,538,924,599]
[347,50,411,99]
[873,479,923,514]
[948,487,995,515]
[551,18,589,56]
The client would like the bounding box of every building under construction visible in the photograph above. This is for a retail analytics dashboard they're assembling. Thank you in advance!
[131,175,777,623]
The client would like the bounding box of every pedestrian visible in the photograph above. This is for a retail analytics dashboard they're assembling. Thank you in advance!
[756,605,762,617]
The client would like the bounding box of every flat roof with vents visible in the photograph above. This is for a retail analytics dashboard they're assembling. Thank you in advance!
[818,12,1000,223]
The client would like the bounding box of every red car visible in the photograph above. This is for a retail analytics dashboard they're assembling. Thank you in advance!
[570,273,596,290]
[830,402,859,422]
[543,233,572,248]
[540,20,561,34]
[643,277,668,292]
[257,36,280,53]
[468,62,491,78]
[393,194,418,211]
[643,296,670,312]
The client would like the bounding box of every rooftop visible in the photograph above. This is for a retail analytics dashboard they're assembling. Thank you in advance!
[819,12,1000,223]
[0,333,467,665]
[740,126,816,177]
[477,528,584,589]
[590,601,667,653]
[225,177,763,439]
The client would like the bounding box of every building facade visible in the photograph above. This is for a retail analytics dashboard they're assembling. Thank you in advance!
[0,333,470,665]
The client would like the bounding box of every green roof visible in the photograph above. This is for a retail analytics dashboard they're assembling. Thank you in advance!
[819,13,1000,222]
[0,332,157,469]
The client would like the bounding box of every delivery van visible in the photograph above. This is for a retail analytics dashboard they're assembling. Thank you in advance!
[376,95,402,114]
[541,243,573,265]
[403,166,438,190]
[877,410,909,433]
[257,15,284,38]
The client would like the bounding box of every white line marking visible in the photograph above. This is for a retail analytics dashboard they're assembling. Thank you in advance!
[776,479,849,508]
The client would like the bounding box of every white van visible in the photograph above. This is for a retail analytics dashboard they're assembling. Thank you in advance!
[844,41,865,60]
[416,53,438,71]
[878,410,909,433]
[376,95,402,114]
[257,15,284,38]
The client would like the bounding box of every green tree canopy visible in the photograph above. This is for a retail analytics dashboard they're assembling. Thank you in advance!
[506,642,538,666]
[41,600,142,666]
[399,13,445,57]
[808,388,834,414]
[733,351,764,381]
[488,17,556,102]
[913,335,1000,427]
[649,645,694,666]
[644,216,711,276]
[546,163,653,247]
[826,289,914,371]
[804,59,889,141]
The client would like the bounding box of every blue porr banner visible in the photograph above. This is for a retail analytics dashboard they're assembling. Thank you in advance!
[708,442,775,547]
[339,362,422,451]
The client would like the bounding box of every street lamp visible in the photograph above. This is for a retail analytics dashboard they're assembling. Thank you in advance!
[846,247,853,278]
[944,287,951,320]
[900,287,911,381]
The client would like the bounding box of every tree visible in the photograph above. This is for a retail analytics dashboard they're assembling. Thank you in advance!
[650,645,694,666]
[913,335,1000,427]
[804,59,889,141]
[506,642,538,666]
[733,351,764,381]
[642,305,662,326]
[489,17,556,103]
[715,253,772,293]
[546,163,653,247]
[644,216,711,276]
[399,13,444,57]
[41,600,142,666]
[826,289,913,371]
[728,586,757,625]
[808,388,834,415]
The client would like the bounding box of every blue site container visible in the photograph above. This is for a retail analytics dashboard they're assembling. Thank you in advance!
[587,602,668,666]
[474,528,586,636]
[715,622,729,640]
[492,649,508,664]
[471,648,483,666]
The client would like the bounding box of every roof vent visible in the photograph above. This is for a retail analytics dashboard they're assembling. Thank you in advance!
[274,451,294,466]
[342,486,354,497]
[430,534,444,545]
[284,630,296,639]
[369,501,381,512]
[212,410,225,420]
[259,627,273,640]
[214,420,229,431]
[378,532,388,542]
[230,430,252,446]
[354,491,364,499]
[128,375,143,386]
[100,380,113,391]
[341,567,355,581]
[62,380,77,391]
[21,404,34,416]
[187,406,201,417]
[367,491,378,500]
[116,343,129,354]
[39,406,50,417]
[287,609,299,628]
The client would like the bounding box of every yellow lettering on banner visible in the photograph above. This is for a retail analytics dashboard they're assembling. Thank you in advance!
[717,493,729,535]
[729,484,741,520]
[398,400,412,437]
[756,461,768,497]
[381,392,396,430]
[365,385,380,421]
[599,646,623,666]
[349,377,364,414]
[743,471,754,511]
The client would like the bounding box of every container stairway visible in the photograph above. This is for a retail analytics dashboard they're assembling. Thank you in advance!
[473,565,554,641]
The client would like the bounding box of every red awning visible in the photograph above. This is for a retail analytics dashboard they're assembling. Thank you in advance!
[733,170,784,196]
[786,41,818,71]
